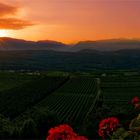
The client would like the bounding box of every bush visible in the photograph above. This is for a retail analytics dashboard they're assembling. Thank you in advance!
[98,97,140,140]
[20,119,38,139]
[0,114,13,139]
[30,107,60,139]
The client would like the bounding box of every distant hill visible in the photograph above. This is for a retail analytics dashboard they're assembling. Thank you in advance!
[72,39,140,51]
[0,37,140,52]
[0,37,68,51]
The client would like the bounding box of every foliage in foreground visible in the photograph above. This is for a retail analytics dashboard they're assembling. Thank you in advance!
[0,97,140,140]
[98,96,140,140]
[45,97,140,140]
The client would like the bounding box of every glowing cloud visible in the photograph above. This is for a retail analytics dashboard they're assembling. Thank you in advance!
[0,2,34,30]
[0,18,33,30]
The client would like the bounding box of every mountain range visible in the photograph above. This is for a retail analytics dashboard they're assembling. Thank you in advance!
[1,37,140,71]
[0,37,140,52]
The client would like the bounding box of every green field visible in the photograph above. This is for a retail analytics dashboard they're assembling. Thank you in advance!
[101,76,140,110]
[0,71,140,139]
[0,72,39,92]
[31,77,99,124]
[0,73,68,118]
[14,76,100,127]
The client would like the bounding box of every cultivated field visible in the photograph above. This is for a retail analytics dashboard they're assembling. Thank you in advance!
[0,71,140,139]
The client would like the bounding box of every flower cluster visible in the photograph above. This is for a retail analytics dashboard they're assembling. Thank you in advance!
[46,124,88,140]
[131,97,140,109]
[98,117,120,139]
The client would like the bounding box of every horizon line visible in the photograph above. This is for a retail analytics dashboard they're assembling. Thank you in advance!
[0,36,140,45]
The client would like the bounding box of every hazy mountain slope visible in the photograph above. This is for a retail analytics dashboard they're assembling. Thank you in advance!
[0,37,68,51]
[72,39,140,51]
[0,38,140,52]
[0,49,140,71]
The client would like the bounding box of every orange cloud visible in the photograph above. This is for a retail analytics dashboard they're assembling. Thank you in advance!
[0,2,34,30]
[0,18,34,30]
[0,2,17,16]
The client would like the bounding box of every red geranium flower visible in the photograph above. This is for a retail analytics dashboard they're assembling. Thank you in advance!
[98,117,119,138]
[131,97,140,104]
[130,97,140,109]
[46,124,88,140]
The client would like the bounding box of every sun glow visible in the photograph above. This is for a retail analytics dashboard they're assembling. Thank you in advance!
[0,30,9,37]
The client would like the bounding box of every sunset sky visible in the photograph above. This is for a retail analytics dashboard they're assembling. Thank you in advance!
[0,0,140,43]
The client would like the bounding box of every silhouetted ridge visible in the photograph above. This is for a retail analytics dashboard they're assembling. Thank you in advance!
[0,37,140,52]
